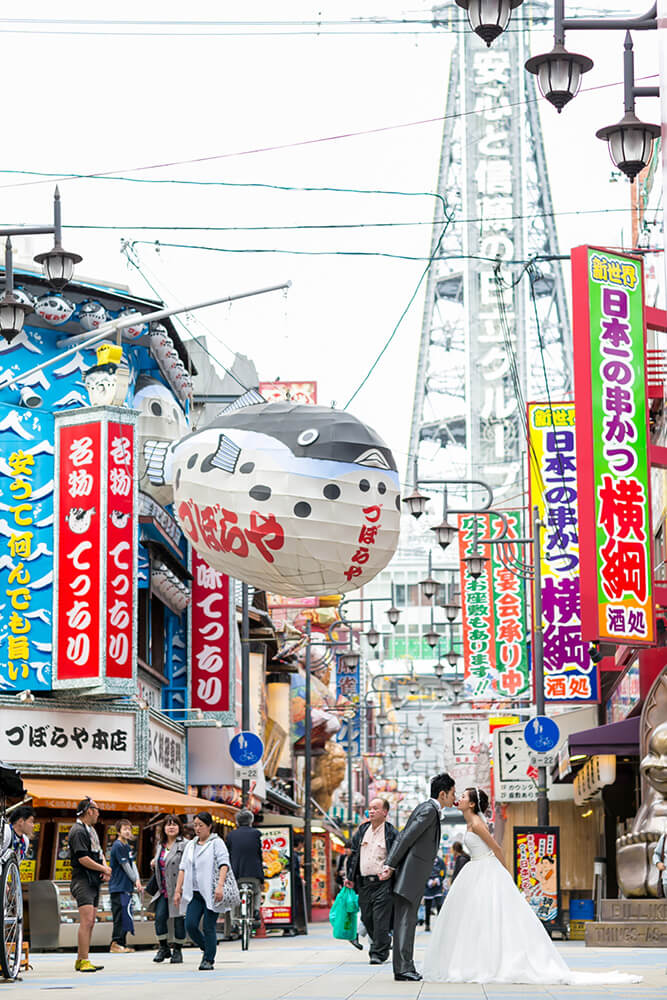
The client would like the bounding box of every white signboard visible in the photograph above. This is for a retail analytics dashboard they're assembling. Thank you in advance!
[137,674,162,710]
[493,725,536,802]
[0,706,136,770]
[451,721,482,759]
[148,714,186,790]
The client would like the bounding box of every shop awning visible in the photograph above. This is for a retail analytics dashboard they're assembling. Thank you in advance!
[24,778,237,822]
[568,715,640,757]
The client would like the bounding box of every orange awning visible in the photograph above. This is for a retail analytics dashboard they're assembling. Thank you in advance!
[25,778,237,825]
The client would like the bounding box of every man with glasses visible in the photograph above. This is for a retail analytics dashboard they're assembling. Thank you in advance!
[68,798,111,973]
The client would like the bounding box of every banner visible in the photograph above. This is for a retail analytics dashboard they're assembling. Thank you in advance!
[259,826,294,926]
[53,409,138,694]
[189,551,235,720]
[527,402,599,702]
[514,826,561,931]
[572,247,654,644]
[258,380,317,405]
[458,512,530,700]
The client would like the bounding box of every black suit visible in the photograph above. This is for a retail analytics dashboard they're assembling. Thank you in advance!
[348,820,398,962]
[386,800,441,976]
[226,827,264,880]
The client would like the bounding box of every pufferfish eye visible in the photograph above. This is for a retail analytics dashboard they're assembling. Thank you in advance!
[297,428,319,446]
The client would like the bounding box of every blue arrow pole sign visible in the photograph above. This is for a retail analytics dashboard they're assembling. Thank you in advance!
[229,731,264,766]
[523,716,560,754]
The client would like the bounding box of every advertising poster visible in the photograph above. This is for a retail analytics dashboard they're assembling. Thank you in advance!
[527,402,599,703]
[458,512,530,700]
[259,826,293,926]
[514,826,561,930]
[572,246,655,645]
[53,822,74,881]
[19,821,40,882]
[311,832,331,907]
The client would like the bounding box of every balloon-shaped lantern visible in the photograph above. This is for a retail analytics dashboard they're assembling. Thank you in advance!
[34,293,75,326]
[135,374,190,509]
[78,299,107,332]
[117,307,148,342]
[160,395,401,596]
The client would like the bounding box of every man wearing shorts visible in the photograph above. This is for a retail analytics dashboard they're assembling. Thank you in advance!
[68,798,111,973]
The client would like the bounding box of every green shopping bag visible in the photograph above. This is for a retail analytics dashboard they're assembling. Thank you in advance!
[329,886,359,940]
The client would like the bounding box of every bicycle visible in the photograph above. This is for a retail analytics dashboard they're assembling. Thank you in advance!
[237,877,261,952]
[0,764,26,981]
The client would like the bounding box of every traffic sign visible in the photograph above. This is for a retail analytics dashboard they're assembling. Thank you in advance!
[523,716,560,754]
[229,731,264,766]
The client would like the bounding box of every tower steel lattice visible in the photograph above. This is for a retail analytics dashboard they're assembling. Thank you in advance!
[408,5,572,501]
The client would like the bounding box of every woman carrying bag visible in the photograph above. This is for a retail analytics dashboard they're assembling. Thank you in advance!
[653,832,667,898]
[149,815,187,964]
[174,811,238,970]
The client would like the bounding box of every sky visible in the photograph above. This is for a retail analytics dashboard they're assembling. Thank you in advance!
[0,2,661,490]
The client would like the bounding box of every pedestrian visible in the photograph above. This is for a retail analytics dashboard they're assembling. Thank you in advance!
[449,840,470,885]
[68,797,112,973]
[109,818,142,953]
[225,809,263,920]
[335,846,352,891]
[346,797,398,965]
[289,835,308,936]
[174,811,230,970]
[653,831,666,897]
[150,814,187,964]
[10,805,36,861]
[423,855,446,931]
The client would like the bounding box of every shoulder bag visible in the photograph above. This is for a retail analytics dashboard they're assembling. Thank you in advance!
[211,838,240,912]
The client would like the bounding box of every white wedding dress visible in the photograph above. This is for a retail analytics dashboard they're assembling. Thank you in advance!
[423,830,642,986]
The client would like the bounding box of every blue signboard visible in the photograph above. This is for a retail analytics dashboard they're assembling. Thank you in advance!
[524,716,560,753]
[230,731,264,766]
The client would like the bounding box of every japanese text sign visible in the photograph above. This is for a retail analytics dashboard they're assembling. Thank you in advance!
[528,402,599,703]
[514,826,561,930]
[0,705,136,769]
[493,725,536,801]
[572,247,654,644]
[148,713,186,789]
[259,826,293,925]
[189,551,234,719]
[0,405,55,691]
[458,512,530,700]
[53,409,138,693]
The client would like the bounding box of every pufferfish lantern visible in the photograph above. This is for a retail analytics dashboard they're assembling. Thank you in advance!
[150,392,401,596]
[134,374,190,509]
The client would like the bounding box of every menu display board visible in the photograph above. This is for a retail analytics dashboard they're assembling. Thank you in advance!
[513,826,561,932]
[311,832,331,907]
[53,822,74,881]
[19,821,41,882]
[259,826,293,926]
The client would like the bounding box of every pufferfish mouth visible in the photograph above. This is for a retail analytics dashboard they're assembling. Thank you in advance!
[355,448,392,470]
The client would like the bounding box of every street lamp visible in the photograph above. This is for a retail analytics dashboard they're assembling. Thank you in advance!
[525,43,593,112]
[455,0,524,47]
[446,647,462,669]
[0,240,32,343]
[419,551,439,602]
[434,661,445,679]
[366,626,380,649]
[463,550,487,579]
[596,109,660,182]
[402,486,428,518]
[341,650,360,672]
[33,188,82,289]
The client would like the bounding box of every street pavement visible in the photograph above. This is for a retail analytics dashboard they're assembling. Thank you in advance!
[8,923,666,998]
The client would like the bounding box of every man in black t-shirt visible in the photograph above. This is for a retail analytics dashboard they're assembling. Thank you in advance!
[68,798,111,973]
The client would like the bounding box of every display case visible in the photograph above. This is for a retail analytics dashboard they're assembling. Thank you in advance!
[29,882,156,950]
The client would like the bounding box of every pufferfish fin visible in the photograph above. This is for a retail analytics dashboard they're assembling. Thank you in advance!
[201,434,241,474]
[144,440,172,485]
[355,448,392,470]
[218,387,265,415]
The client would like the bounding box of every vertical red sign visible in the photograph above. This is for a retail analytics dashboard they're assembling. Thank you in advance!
[56,422,103,681]
[190,551,231,712]
[106,421,135,678]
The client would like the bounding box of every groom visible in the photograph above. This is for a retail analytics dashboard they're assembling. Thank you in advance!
[380,772,456,982]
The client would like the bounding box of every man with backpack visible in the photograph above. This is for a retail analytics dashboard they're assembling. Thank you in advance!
[68,798,111,973]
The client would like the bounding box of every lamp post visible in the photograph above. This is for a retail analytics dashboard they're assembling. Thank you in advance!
[523,1,659,180]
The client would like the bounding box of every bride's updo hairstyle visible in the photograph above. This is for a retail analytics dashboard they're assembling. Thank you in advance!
[466,787,489,815]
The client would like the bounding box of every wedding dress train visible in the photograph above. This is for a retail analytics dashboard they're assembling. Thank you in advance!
[423,830,641,986]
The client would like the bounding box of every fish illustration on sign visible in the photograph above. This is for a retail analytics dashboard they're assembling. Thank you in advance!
[149,392,401,596]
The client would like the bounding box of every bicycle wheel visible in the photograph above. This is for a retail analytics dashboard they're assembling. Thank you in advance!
[0,855,23,981]
[241,915,249,951]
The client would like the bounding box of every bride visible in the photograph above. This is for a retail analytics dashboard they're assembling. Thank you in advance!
[423,787,642,986]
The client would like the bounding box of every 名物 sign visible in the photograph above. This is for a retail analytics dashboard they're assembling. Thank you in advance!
[527,403,599,703]
[458,512,530,700]
[53,408,138,694]
[189,551,235,722]
[572,247,654,645]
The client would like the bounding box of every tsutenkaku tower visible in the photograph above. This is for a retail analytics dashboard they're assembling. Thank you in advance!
[408,4,572,497]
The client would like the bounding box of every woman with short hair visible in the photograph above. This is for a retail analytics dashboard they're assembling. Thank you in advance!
[174,811,230,970]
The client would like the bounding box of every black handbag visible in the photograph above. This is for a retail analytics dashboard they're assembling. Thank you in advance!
[658,837,666,899]
[145,871,159,897]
